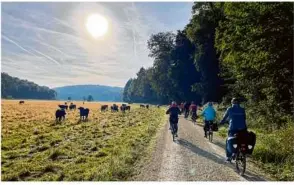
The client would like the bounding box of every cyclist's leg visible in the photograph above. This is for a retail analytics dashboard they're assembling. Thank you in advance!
[204,120,208,137]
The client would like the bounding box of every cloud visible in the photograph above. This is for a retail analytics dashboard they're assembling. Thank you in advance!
[1,2,193,88]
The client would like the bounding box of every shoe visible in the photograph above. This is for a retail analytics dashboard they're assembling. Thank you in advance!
[225,157,232,163]
[175,134,178,137]
[204,135,207,138]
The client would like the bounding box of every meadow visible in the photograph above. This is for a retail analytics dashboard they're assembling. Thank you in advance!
[1,100,165,181]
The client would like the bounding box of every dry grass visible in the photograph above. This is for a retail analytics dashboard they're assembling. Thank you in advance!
[1,100,165,181]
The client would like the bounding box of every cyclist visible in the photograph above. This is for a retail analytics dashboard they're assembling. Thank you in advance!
[166,101,181,137]
[220,98,247,162]
[201,102,216,138]
[189,101,197,121]
[184,101,191,118]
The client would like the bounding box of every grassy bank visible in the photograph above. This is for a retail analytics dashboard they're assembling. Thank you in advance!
[215,104,294,181]
[1,100,165,181]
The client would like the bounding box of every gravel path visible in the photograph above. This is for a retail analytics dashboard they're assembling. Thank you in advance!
[134,116,271,181]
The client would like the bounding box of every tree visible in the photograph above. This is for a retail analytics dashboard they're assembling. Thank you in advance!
[87,95,94,102]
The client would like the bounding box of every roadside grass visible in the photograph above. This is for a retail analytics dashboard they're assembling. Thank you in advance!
[215,105,294,181]
[1,100,165,181]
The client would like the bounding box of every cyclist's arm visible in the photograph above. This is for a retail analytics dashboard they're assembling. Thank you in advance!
[166,108,171,114]
[220,108,230,124]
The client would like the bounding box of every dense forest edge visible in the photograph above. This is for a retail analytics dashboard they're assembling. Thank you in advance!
[1,72,57,100]
[123,2,294,180]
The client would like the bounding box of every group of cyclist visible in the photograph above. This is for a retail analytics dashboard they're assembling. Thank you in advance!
[166,98,247,162]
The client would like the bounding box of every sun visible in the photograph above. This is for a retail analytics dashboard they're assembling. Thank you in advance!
[85,14,108,38]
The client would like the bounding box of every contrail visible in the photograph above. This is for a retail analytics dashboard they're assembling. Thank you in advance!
[31,48,61,66]
[2,35,40,58]
[33,38,70,58]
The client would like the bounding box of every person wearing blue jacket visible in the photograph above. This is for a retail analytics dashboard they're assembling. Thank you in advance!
[220,98,247,162]
[201,102,216,138]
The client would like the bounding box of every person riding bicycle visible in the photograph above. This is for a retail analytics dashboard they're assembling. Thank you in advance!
[220,98,247,162]
[184,101,191,118]
[201,102,216,138]
[166,101,181,137]
[189,101,197,120]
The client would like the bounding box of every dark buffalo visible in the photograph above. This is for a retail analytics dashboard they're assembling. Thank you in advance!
[55,109,66,122]
[58,104,68,110]
[140,104,145,108]
[78,107,89,121]
[111,104,119,112]
[146,105,149,109]
[69,104,76,110]
[125,105,131,111]
[19,100,25,104]
[101,105,108,112]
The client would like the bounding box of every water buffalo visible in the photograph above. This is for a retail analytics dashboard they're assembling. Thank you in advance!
[111,104,119,112]
[19,100,25,104]
[101,105,108,112]
[55,109,66,122]
[78,107,89,121]
[69,104,76,110]
[140,104,145,108]
[58,104,68,110]
[146,105,149,109]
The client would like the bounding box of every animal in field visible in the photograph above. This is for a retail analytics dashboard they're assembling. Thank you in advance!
[78,107,89,121]
[55,108,66,122]
[19,100,25,104]
[146,104,149,109]
[58,104,68,110]
[65,102,67,105]
[157,105,160,108]
[101,105,108,112]
[125,105,131,111]
[140,104,145,108]
[69,104,76,110]
[111,104,119,112]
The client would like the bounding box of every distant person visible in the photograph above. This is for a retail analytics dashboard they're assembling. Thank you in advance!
[201,102,216,138]
[166,101,181,137]
[184,101,191,118]
[220,98,247,162]
[189,101,197,120]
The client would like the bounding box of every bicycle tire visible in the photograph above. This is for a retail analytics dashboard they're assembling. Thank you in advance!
[236,151,246,176]
[209,131,213,142]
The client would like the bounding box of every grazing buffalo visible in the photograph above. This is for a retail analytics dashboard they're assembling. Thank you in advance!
[101,105,108,112]
[157,105,160,108]
[146,105,149,109]
[78,107,89,121]
[55,109,66,122]
[58,104,68,110]
[69,104,76,110]
[111,104,119,112]
[19,100,25,104]
[140,104,145,108]
[125,105,131,111]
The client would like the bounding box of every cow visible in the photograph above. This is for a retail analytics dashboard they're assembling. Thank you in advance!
[146,104,149,109]
[157,105,160,108]
[78,107,89,121]
[140,104,145,108]
[55,108,66,122]
[58,104,68,110]
[111,104,119,112]
[125,105,131,111]
[69,104,76,110]
[19,100,25,104]
[101,105,108,112]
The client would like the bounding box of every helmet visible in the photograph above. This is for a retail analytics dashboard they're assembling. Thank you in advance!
[208,102,213,106]
[171,101,176,106]
[231,98,239,104]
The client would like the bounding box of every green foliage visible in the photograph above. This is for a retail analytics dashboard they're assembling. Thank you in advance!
[1,73,56,100]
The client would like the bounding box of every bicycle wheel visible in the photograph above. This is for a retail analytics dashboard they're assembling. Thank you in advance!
[209,131,213,142]
[235,152,246,176]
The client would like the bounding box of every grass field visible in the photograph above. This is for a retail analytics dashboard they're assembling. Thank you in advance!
[1,100,166,181]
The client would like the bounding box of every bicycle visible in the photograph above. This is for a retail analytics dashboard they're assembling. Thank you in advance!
[191,112,197,124]
[169,117,178,142]
[231,142,247,176]
[205,121,214,142]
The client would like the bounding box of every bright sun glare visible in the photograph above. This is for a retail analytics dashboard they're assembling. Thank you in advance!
[86,14,108,38]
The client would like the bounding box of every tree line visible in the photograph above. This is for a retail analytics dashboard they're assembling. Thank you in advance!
[1,72,57,100]
[123,2,293,129]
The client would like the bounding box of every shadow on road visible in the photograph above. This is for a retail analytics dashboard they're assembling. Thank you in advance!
[176,138,267,181]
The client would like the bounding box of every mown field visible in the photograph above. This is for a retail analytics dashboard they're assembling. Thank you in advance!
[1,100,165,181]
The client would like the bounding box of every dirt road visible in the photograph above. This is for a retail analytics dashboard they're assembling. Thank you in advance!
[135,116,272,181]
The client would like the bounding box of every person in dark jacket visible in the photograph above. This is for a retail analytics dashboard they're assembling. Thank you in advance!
[183,101,191,118]
[220,98,248,162]
[166,101,181,137]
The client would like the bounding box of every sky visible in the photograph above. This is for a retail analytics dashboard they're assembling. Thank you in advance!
[1,2,194,88]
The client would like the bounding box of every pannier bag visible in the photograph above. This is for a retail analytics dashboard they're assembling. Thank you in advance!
[246,131,256,155]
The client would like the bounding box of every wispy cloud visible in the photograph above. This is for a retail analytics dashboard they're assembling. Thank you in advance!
[1,2,193,88]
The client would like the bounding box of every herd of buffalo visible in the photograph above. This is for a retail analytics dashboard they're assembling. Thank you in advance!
[18,100,154,123]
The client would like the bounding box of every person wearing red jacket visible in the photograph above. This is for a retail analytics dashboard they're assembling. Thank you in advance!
[189,101,197,121]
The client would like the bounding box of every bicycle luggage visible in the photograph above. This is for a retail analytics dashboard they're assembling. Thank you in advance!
[246,131,256,155]
[212,123,218,131]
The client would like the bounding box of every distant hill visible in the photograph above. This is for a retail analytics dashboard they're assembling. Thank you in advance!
[53,85,123,102]
[1,72,57,100]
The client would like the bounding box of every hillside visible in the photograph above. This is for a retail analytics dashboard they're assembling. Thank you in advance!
[1,73,57,100]
[54,85,123,102]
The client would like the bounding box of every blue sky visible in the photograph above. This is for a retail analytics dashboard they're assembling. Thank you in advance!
[1,2,193,88]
